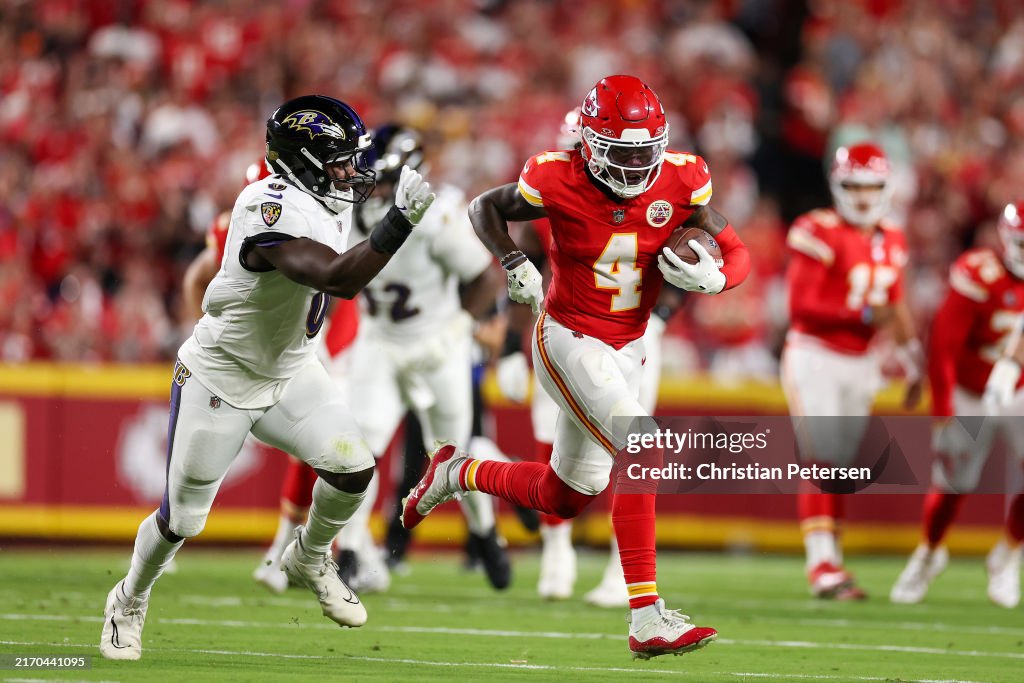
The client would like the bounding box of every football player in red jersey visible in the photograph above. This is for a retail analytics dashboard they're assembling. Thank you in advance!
[403,75,751,659]
[890,201,1024,609]
[781,142,924,600]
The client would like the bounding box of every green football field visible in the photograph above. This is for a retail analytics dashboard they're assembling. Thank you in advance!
[0,547,1020,682]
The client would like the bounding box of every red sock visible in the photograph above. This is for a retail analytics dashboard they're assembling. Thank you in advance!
[797,490,843,533]
[613,492,658,608]
[533,441,565,527]
[922,490,963,546]
[465,460,593,519]
[1005,493,1024,545]
[281,456,316,517]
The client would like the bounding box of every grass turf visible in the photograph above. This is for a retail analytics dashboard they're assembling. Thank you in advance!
[0,547,1020,682]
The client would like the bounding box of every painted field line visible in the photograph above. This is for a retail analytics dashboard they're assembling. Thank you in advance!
[3,613,1022,664]
[0,639,990,682]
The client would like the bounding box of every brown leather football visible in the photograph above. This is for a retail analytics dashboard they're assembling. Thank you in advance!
[665,227,724,266]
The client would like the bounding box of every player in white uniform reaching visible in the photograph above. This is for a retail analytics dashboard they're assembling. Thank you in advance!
[334,124,510,592]
[100,95,435,661]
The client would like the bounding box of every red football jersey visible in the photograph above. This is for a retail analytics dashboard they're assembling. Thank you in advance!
[206,210,231,264]
[518,150,713,348]
[929,248,1024,416]
[785,208,908,354]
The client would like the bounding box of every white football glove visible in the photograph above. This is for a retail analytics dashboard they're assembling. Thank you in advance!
[506,259,544,313]
[931,418,981,458]
[658,242,726,294]
[394,165,436,225]
[495,351,530,403]
[983,357,1021,414]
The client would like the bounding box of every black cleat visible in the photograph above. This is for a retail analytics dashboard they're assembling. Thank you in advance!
[467,528,512,590]
[515,505,541,533]
[334,548,359,585]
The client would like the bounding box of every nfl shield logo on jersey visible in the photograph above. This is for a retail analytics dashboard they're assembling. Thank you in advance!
[262,202,282,227]
[612,208,625,224]
[209,395,221,409]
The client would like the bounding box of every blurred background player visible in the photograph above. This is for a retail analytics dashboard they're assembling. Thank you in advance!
[891,200,1024,608]
[781,142,924,601]
[494,108,682,606]
[336,123,510,592]
[404,74,750,659]
[101,95,436,660]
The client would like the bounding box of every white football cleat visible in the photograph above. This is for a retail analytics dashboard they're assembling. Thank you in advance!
[986,540,1021,609]
[584,553,629,608]
[351,542,391,594]
[537,523,576,600]
[890,544,948,604]
[281,529,367,627]
[628,599,718,660]
[401,442,467,529]
[100,581,148,661]
[253,558,289,595]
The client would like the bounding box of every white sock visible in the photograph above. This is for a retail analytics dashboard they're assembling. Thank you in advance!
[123,511,184,599]
[335,469,378,552]
[631,600,661,621]
[298,478,365,562]
[459,490,495,536]
[467,436,511,463]
[540,520,572,547]
[804,531,839,570]
[263,514,299,566]
[601,533,625,583]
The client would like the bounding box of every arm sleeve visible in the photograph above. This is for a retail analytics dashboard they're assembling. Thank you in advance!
[716,224,750,290]
[928,289,978,417]
[786,250,863,326]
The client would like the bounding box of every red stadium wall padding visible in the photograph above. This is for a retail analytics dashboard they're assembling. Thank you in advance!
[0,364,1009,553]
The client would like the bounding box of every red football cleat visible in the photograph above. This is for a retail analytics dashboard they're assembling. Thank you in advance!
[627,599,718,660]
[400,442,466,530]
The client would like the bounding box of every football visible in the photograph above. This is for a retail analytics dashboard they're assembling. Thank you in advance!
[665,226,724,266]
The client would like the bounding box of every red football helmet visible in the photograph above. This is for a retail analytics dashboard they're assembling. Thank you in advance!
[557,107,581,150]
[579,75,669,199]
[829,142,893,227]
[998,201,1024,278]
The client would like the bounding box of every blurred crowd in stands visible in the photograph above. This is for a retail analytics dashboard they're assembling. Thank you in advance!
[2,0,1023,383]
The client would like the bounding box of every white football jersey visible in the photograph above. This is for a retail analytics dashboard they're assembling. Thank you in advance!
[353,184,492,340]
[178,176,352,408]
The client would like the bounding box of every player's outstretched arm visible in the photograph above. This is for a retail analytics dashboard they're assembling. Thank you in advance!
[250,236,394,299]
[252,166,435,299]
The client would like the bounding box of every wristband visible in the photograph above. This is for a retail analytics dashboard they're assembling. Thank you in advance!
[369,205,413,254]
[500,250,527,270]
[651,303,674,323]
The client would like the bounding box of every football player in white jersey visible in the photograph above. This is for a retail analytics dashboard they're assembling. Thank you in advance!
[100,95,435,661]
[334,124,510,592]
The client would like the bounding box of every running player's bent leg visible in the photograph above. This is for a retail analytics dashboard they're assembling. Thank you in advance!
[253,362,374,626]
[254,362,375,560]
[103,367,253,660]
